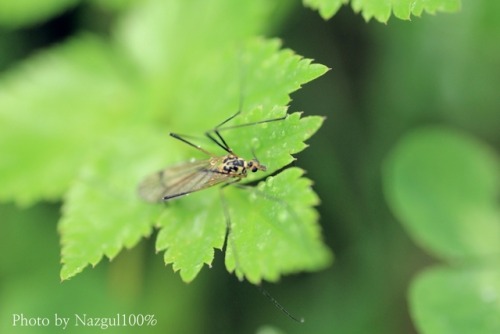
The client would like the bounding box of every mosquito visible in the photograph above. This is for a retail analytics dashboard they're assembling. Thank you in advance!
[137,111,283,203]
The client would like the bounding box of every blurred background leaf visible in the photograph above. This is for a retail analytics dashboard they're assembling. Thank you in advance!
[410,266,500,334]
[383,126,500,333]
[303,0,460,21]
[0,0,79,28]
[0,35,136,205]
[0,204,209,334]
[383,126,500,261]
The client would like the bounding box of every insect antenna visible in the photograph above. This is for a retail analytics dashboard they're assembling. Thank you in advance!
[250,146,260,163]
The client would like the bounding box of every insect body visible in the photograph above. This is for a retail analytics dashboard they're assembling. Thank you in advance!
[138,150,266,203]
[138,107,283,203]
[221,154,266,175]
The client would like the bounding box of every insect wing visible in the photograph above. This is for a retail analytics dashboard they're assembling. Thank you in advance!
[138,158,230,202]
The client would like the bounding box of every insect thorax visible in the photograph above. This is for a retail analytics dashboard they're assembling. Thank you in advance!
[221,154,248,176]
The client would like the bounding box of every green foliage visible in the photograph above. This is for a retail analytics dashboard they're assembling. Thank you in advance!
[0,0,79,28]
[225,167,330,283]
[0,0,331,283]
[303,0,348,19]
[304,0,461,22]
[0,0,461,28]
[0,36,136,205]
[411,267,500,334]
[383,126,500,333]
[1,0,481,332]
[1,204,208,334]
[58,128,170,279]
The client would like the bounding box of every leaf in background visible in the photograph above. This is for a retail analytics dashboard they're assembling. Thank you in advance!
[303,0,348,20]
[382,126,500,261]
[114,0,292,120]
[410,266,500,334]
[0,35,135,206]
[383,126,500,333]
[0,0,79,28]
[303,0,461,22]
[89,0,136,12]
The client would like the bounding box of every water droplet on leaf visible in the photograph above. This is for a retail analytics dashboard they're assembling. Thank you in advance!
[251,137,261,148]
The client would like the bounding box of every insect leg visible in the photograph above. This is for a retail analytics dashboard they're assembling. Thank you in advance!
[170,133,216,157]
[205,111,289,155]
[257,285,304,323]
[206,131,233,154]
[215,114,288,133]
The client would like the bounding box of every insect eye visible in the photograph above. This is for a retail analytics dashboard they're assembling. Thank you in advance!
[248,161,253,167]
[251,166,258,172]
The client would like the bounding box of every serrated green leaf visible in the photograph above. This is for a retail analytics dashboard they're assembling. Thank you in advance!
[59,128,173,280]
[304,0,461,22]
[382,126,500,261]
[154,110,328,282]
[0,0,78,28]
[204,38,329,176]
[155,190,227,282]
[410,266,500,334]
[303,0,348,20]
[225,168,332,283]
[150,39,330,283]
[353,0,461,22]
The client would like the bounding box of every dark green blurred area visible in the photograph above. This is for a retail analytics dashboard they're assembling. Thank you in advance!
[1,1,499,333]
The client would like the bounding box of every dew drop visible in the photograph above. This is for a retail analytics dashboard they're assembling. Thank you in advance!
[251,137,261,149]
[278,211,289,222]
[266,176,274,187]
[257,182,266,192]
[481,286,498,303]
[249,191,258,202]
